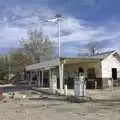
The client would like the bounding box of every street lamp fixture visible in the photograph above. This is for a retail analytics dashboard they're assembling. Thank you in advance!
[47,14,63,58]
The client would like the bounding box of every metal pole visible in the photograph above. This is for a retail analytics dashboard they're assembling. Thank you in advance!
[45,14,62,58]
[58,19,61,58]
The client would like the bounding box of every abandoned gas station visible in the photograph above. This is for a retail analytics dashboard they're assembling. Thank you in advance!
[25,51,120,94]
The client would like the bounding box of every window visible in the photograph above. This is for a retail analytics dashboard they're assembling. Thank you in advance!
[87,68,96,78]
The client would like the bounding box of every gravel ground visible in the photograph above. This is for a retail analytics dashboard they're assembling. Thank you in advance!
[0,87,120,120]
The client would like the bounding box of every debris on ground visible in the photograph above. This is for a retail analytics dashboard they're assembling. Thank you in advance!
[0,88,120,120]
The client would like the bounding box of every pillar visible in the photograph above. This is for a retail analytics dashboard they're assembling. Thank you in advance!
[59,63,64,91]
[38,71,41,87]
[29,71,33,86]
[41,71,44,87]
[49,69,52,86]
[26,72,28,81]
[28,72,30,86]
[95,80,97,89]
[50,69,57,94]
[23,69,26,81]
[64,84,68,96]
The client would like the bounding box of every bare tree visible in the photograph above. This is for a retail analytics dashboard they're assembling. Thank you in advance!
[0,29,56,81]
[86,41,105,56]
[20,28,56,63]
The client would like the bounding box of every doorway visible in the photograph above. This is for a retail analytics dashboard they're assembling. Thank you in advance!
[43,71,49,87]
[87,68,96,89]
[112,68,117,80]
[78,68,84,73]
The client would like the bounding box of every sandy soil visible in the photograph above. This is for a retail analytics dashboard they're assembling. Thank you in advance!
[0,87,120,120]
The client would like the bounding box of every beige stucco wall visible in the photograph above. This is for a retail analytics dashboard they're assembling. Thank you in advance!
[64,61,102,79]
[102,54,120,87]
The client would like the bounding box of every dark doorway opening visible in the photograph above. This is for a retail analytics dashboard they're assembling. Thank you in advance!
[112,68,117,80]
[57,78,60,89]
[79,68,84,73]
[87,68,95,78]
[43,71,49,87]
[87,68,96,89]
[67,77,74,89]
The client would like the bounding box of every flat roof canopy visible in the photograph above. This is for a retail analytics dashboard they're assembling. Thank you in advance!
[25,51,120,71]
[25,57,101,71]
[25,59,60,71]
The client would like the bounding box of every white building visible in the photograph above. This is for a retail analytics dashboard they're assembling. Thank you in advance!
[25,51,120,92]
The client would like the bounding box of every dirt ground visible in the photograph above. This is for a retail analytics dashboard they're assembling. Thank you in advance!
[0,87,120,120]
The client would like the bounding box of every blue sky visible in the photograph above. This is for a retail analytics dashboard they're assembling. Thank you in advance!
[0,0,120,55]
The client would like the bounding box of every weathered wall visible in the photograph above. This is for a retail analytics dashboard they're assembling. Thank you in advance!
[64,61,102,88]
[64,61,102,78]
[102,54,120,87]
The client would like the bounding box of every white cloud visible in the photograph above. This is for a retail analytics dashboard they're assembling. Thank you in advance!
[0,4,120,51]
[0,25,27,47]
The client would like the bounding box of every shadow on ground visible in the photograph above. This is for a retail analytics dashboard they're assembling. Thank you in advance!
[29,96,66,102]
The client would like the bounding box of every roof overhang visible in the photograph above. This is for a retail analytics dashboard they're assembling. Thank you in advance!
[25,59,60,71]
[25,57,102,71]
[62,57,101,65]
[25,50,120,72]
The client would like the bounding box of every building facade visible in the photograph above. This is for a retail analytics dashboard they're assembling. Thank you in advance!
[25,51,120,91]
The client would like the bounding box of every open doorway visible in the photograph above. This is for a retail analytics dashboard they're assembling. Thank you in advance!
[112,68,117,86]
[79,68,84,73]
[43,71,49,87]
[87,68,96,89]
[112,68,117,80]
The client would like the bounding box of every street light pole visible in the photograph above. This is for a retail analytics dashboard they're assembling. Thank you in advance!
[58,18,61,58]
[55,14,62,58]
[47,14,62,58]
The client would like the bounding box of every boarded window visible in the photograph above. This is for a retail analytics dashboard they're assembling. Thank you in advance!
[87,68,96,78]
